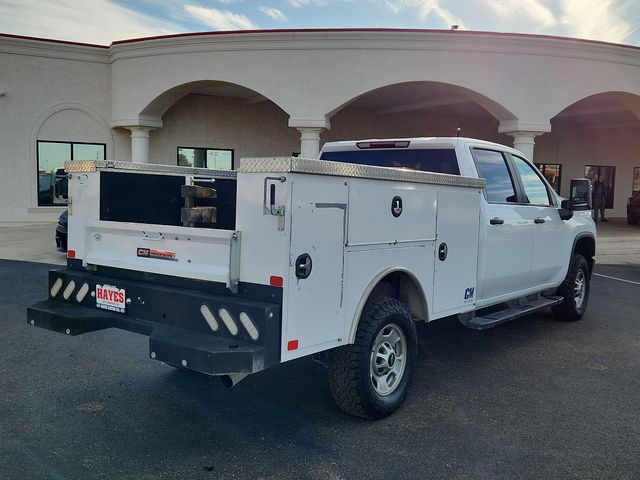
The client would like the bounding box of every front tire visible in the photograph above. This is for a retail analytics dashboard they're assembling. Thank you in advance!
[552,254,590,321]
[327,297,417,419]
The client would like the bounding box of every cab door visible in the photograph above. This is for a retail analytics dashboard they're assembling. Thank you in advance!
[510,155,572,286]
[472,148,534,301]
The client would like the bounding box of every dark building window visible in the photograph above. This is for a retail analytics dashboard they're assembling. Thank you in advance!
[177,147,234,170]
[535,163,562,194]
[37,141,105,206]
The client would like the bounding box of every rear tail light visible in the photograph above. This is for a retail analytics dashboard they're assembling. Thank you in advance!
[218,308,238,335]
[239,312,259,340]
[50,278,63,298]
[75,283,89,303]
[200,304,219,332]
[62,280,76,300]
[67,249,76,258]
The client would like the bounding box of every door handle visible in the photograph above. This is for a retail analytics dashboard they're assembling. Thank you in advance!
[534,218,546,224]
[489,217,504,225]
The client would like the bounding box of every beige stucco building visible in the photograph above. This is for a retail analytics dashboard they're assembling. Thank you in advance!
[2,28,640,223]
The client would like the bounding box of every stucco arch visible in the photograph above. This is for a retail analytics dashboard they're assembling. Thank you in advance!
[550,91,640,121]
[139,80,291,120]
[325,81,518,123]
[29,102,114,207]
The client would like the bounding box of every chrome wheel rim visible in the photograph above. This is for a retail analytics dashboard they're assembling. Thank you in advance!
[370,323,407,396]
[574,269,586,310]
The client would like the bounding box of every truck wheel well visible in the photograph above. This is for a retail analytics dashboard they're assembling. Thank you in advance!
[574,236,595,273]
[366,271,428,322]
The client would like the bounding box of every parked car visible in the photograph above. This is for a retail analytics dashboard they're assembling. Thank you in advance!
[55,210,68,252]
[628,191,640,225]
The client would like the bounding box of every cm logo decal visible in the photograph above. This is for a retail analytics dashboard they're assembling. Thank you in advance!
[391,196,403,217]
[464,287,475,300]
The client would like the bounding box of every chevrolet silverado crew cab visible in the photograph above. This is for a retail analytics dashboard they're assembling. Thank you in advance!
[28,137,596,419]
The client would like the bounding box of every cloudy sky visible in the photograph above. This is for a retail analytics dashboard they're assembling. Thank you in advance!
[0,0,638,46]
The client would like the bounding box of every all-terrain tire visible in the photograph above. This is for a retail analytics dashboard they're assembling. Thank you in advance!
[551,254,590,321]
[327,297,417,419]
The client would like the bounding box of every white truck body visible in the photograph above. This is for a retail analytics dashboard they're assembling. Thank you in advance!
[29,137,596,418]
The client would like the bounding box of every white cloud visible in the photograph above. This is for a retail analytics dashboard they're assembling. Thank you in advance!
[482,0,556,30]
[480,0,633,43]
[0,0,180,44]
[288,0,310,6]
[259,6,288,21]
[184,5,257,30]
[384,1,465,29]
[558,0,632,43]
[218,0,244,3]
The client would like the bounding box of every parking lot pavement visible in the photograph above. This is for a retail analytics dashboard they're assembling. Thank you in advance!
[0,223,65,265]
[1,259,639,480]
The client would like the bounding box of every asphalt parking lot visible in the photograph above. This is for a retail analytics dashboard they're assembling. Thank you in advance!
[1,259,639,479]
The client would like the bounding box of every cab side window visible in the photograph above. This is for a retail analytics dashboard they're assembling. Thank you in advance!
[473,149,518,203]
[512,156,553,206]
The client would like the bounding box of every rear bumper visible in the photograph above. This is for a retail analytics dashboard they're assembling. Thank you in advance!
[27,269,281,375]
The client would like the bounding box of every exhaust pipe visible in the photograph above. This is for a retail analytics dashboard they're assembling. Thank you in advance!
[220,373,248,388]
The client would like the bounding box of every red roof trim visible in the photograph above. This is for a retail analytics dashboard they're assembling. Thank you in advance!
[0,32,108,49]
[0,28,638,53]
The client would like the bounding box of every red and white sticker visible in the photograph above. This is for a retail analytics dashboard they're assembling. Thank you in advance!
[95,284,126,313]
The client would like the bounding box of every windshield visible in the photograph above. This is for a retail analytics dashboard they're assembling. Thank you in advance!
[319,148,460,175]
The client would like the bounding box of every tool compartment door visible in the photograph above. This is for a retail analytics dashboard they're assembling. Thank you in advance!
[432,188,481,317]
[283,176,348,360]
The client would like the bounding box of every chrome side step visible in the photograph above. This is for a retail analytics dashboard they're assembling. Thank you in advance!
[461,295,563,330]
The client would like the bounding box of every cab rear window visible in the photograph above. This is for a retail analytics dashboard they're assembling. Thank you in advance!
[319,149,460,175]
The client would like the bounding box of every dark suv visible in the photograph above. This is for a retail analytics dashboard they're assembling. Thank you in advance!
[55,210,68,252]
[628,191,640,225]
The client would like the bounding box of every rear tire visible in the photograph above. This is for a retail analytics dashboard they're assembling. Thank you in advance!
[552,254,590,321]
[327,297,417,419]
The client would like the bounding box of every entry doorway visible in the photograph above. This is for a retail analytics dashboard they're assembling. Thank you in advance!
[585,165,615,209]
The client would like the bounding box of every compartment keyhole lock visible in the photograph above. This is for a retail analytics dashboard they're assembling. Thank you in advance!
[438,242,448,261]
[295,254,313,279]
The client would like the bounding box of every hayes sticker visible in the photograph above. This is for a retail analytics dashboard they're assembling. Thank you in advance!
[95,284,126,313]
[137,247,177,261]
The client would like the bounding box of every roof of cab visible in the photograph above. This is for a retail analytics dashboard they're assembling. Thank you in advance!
[320,137,523,157]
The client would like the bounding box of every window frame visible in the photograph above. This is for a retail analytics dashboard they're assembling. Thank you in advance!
[176,146,235,170]
[509,154,556,207]
[36,140,106,207]
[535,163,562,195]
[471,148,557,207]
[470,148,520,205]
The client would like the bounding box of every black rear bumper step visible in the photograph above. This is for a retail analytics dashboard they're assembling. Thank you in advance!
[28,299,268,375]
[27,268,283,376]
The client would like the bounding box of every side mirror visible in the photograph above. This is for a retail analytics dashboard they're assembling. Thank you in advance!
[569,178,592,211]
[559,179,593,221]
[559,199,573,221]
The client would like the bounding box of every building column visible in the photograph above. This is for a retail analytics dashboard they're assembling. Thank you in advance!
[289,117,330,159]
[126,127,153,163]
[498,121,551,162]
[297,128,323,159]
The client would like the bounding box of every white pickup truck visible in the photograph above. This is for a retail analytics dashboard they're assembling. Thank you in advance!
[28,137,596,419]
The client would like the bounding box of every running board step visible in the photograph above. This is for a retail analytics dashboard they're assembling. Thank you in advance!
[464,296,563,330]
